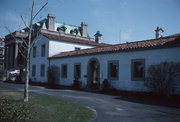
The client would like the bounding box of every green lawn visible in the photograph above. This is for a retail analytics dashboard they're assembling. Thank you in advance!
[0,87,95,122]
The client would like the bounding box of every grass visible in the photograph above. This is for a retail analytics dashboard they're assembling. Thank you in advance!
[0,87,95,122]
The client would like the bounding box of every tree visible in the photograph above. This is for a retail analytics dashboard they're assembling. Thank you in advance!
[5,0,48,102]
[24,0,48,102]
[145,62,180,97]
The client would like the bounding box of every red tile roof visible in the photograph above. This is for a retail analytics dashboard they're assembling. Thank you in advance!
[0,38,4,41]
[49,33,180,59]
[40,31,110,47]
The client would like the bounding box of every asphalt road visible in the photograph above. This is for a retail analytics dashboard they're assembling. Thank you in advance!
[0,82,180,122]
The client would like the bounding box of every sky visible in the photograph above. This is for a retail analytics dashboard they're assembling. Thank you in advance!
[0,0,180,44]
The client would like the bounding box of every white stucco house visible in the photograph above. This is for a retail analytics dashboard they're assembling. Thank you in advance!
[47,33,180,93]
[29,14,180,94]
[29,14,109,82]
[5,13,180,94]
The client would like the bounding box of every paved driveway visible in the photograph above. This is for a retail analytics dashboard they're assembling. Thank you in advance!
[0,82,180,122]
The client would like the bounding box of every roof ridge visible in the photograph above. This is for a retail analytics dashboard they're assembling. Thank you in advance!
[49,33,180,59]
[55,21,80,28]
[40,30,110,47]
[115,33,180,46]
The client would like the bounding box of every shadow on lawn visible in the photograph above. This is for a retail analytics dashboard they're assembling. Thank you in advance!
[3,81,180,108]
[113,92,180,108]
[83,89,180,108]
[47,84,180,109]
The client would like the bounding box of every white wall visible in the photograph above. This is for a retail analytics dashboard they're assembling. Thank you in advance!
[50,47,180,93]
[30,34,96,83]
[49,39,95,57]
[30,35,49,82]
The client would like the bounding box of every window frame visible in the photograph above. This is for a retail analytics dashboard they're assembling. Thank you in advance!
[61,64,67,78]
[40,64,45,77]
[74,63,81,79]
[131,59,145,81]
[41,44,46,57]
[108,60,119,80]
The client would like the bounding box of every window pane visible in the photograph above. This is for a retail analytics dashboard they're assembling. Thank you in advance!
[132,59,145,80]
[134,62,143,78]
[110,63,118,77]
[41,44,46,57]
[33,47,36,58]
[62,64,67,78]
[108,61,118,79]
[74,64,81,78]
[32,65,36,76]
[40,64,45,77]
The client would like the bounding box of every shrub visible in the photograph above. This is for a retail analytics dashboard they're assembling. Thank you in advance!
[145,62,180,97]
[0,97,32,122]
[102,79,110,91]
[72,77,82,89]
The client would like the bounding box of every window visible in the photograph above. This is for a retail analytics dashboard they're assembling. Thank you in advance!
[74,28,78,35]
[61,64,67,78]
[32,65,36,76]
[40,64,45,77]
[108,61,119,79]
[41,44,46,57]
[57,26,67,32]
[33,46,36,58]
[75,47,81,51]
[74,63,81,78]
[131,59,145,81]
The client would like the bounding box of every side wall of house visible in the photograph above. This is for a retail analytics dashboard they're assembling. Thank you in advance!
[30,35,49,82]
[30,34,96,83]
[50,47,180,93]
[49,40,95,57]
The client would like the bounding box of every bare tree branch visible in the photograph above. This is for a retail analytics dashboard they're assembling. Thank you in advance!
[5,26,28,46]
[5,0,49,103]
[18,48,27,59]
[23,0,35,103]
[5,26,19,41]
[30,28,42,48]
[19,43,28,51]
[32,1,48,20]
[21,16,29,29]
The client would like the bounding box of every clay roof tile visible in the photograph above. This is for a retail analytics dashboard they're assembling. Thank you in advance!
[49,33,180,59]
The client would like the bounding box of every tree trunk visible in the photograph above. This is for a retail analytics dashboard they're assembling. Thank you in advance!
[24,0,34,102]
[24,58,29,102]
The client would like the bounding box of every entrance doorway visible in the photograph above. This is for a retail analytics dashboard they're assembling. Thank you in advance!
[87,58,100,89]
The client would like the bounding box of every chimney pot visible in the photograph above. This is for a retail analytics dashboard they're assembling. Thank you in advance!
[81,22,88,37]
[94,31,102,43]
[47,14,55,31]
[155,26,164,39]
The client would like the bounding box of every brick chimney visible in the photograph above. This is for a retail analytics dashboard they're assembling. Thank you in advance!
[155,26,164,39]
[81,22,88,37]
[47,14,55,31]
[94,31,102,43]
